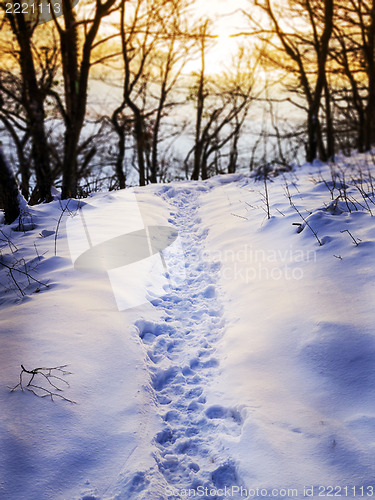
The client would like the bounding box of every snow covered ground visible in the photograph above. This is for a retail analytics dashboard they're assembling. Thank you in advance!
[1,154,375,499]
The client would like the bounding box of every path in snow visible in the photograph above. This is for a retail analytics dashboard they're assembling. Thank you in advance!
[124,185,244,498]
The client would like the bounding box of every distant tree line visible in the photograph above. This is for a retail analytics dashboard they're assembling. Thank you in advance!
[247,0,375,162]
[1,0,375,223]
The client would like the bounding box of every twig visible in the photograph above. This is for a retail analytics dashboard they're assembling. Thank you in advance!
[9,365,76,404]
[34,243,42,261]
[8,267,25,296]
[0,230,18,253]
[340,229,361,246]
[285,182,322,245]
[54,200,72,256]
[231,213,248,220]
[0,260,49,288]
[264,175,271,219]
[319,170,335,200]
[290,203,322,245]
[352,182,374,215]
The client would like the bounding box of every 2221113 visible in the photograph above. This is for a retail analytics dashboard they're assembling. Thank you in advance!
[5,2,61,14]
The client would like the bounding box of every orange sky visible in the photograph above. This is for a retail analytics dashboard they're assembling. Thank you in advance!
[186,0,251,72]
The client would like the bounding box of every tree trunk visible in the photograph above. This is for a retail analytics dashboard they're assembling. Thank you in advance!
[191,141,203,181]
[364,77,375,150]
[357,109,366,153]
[60,15,80,199]
[19,145,30,199]
[61,126,80,198]
[307,110,319,162]
[201,151,208,180]
[0,147,22,224]
[364,0,375,150]
[0,116,30,198]
[324,78,335,160]
[132,109,146,186]
[116,129,126,190]
[31,109,52,201]
[228,128,240,174]
[111,105,127,189]
[150,98,165,184]
[12,13,52,202]
[191,24,207,181]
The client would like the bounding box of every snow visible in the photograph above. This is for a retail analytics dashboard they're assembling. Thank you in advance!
[199,163,375,494]
[1,154,375,499]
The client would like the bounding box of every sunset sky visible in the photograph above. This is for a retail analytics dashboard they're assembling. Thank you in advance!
[191,0,251,71]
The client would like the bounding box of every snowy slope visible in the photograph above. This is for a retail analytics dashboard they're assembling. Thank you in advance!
[199,160,375,496]
[1,154,375,499]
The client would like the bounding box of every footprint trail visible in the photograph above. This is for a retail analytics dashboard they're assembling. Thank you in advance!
[124,184,245,498]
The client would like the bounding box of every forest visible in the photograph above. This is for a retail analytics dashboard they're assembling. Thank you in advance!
[0,0,375,221]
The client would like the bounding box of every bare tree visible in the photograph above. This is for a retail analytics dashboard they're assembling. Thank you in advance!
[0,146,24,223]
[1,9,53,201]
[110,0,194,187]
[0,72,31,198]
[110,106,131,189]
[189,21,209,181]
[148,7,193,184]
[246,0,334,162]
[188,42,256,180]
[330,0,375,152]
[47,0,119,198]
[0,22,62,201]
[116,0,154,187]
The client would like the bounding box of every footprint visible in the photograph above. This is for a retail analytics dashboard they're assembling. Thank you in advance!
[164,410,180,422]
[157,394,172,405]
[147,350,165,364]
[206,405,243,425]
[185,387,204,399]
[201,285,216,298]
[190,357,219,370]
[187,400,203,412]
[123,471,150,494]
[152,366,180,391]
[155,428,176,446]
[142,332,157,344]
[135,319,176,340]
[211,461,238,488]
[206,405,227,419]
[189,462,200,472]
[158,454,180,473]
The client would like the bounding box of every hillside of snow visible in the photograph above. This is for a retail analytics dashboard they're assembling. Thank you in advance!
[1,155,375,499]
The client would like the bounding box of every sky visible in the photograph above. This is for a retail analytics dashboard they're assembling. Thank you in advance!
[196,0,249,36]
[90,0,254,109]
[188,0,251,72]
